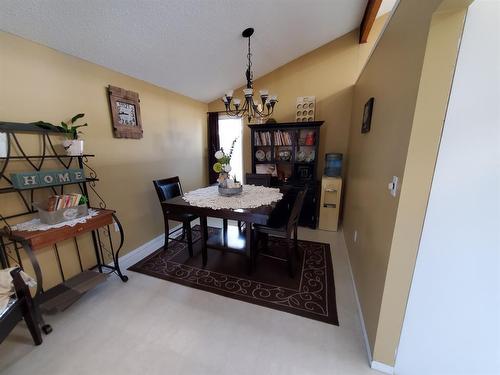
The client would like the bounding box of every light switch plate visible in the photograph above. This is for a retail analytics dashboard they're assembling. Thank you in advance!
[388,176,399,197]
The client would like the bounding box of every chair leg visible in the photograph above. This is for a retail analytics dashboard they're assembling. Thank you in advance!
[287,242,295,278]
[186,222,193,257]
[261,233,269,253]
[164,217,170,250]
[180,223,186,240]
[294,226,299,260]
[288,229,298,278]
[23,301,43,345]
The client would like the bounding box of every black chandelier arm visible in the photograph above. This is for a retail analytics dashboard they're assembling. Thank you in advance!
[221,27,278,121]
[222,92,277,120]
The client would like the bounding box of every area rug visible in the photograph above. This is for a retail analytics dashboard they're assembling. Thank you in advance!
[128,226,338,325]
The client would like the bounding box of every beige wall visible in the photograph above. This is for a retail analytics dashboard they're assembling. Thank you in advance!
[0,32,207,288]
[373,5,469,365]
[208,15,388,176]
[343,0,469,367]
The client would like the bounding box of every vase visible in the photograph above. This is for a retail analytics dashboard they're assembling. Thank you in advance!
[0,132,7,157]
[62,139,84,156]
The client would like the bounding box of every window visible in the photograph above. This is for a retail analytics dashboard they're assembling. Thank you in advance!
[218,116,243,183]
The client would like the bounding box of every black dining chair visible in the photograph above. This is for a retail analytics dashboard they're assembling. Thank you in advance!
[0,268,42,346]
[153,177,198,256]
[245,173,272,187]
[253,188,307,277]
[237,173,273,231]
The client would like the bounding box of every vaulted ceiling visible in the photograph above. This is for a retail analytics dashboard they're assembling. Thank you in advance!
[0,0,394,103]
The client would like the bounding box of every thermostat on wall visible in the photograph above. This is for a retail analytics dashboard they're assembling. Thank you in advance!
[296,96,316,122]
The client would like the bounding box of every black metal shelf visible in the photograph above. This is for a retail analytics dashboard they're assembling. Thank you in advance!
[0,154,95,160]
[1,121,128,335]
[0,178,99,194]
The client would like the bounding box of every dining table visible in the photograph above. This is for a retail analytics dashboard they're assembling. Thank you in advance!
[161,185,289,273]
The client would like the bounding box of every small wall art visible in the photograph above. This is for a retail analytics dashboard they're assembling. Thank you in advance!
[296,96,316,122]
[361,97,374,134]
[108,85,143,139]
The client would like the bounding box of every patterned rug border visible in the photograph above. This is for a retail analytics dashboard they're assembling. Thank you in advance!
[128,227,339,326]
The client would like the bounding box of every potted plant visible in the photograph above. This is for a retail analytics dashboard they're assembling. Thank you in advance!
[58,113,88,156]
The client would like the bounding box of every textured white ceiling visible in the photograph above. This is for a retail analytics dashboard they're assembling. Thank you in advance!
[0,0,372,102]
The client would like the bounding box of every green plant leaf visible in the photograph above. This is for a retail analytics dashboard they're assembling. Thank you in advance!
[72,123,88,129]
[71,113,85,123]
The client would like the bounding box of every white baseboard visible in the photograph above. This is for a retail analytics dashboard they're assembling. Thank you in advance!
[342,233,395,375]
[343,233,373,364]
[371,361,395,374]
[117,233,164,269]
[117,224,182,270]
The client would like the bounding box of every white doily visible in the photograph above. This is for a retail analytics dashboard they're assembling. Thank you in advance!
[11,209,99,232]
[183,185,283,210]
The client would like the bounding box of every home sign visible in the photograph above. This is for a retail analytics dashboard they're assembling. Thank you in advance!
[10,169,86,189]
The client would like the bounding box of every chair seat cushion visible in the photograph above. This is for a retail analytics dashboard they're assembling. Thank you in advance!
[254,223,286,236]
[168,212,198,222]
[0,297,16,319]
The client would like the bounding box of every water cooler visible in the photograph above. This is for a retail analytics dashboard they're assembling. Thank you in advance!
[319,154,343,231]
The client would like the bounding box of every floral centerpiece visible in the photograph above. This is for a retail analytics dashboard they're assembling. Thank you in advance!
[213,138,242,195]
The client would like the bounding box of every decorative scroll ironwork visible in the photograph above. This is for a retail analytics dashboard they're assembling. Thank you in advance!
[0,122,128,305]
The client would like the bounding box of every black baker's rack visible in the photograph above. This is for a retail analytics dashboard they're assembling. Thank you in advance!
[0,121,128,334]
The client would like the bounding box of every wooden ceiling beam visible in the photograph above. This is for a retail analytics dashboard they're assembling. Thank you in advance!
[359,0,383,44]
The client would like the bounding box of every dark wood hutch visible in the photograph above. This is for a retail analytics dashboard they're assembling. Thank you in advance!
[249,121,323,228]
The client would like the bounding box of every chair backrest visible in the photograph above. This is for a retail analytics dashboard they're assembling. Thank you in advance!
[285,188,307,234]
[245,173,271,187]
[153,176,183,203]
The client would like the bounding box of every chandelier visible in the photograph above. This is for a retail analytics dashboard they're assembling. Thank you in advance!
[222,28,278,122]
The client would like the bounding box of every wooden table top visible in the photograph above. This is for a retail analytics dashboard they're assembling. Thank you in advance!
[4,209,115,250]
[162,195,278,225]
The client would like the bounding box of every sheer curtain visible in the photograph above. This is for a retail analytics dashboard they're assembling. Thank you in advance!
[217,116,243,183]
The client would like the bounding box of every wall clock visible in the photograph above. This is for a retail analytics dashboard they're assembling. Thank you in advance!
[107,85,143,139]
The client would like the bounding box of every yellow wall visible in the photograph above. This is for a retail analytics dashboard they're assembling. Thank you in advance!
[343,0,469,366]
[208,15,388,176]
[0,32,207,288]
[373,4,469,365]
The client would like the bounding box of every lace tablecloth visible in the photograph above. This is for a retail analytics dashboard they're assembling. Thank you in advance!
[10,209,99,232]
[183,185,283,210]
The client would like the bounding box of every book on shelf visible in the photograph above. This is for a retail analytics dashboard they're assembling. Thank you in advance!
[273,130,292,146]
[255,131,272,146]
[47,193,83,211]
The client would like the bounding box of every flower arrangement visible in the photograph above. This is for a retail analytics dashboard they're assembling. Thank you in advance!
[213,137,240,187]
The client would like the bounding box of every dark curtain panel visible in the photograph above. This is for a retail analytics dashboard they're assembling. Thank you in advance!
[207,112,220,184]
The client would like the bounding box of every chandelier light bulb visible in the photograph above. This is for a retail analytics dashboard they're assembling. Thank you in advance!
[225,90,234,98]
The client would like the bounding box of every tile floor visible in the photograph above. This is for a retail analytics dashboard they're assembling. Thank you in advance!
[0,222,374,375]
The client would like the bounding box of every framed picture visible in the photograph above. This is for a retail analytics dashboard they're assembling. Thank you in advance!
[361,97,374,134]
[108,85,143,139]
